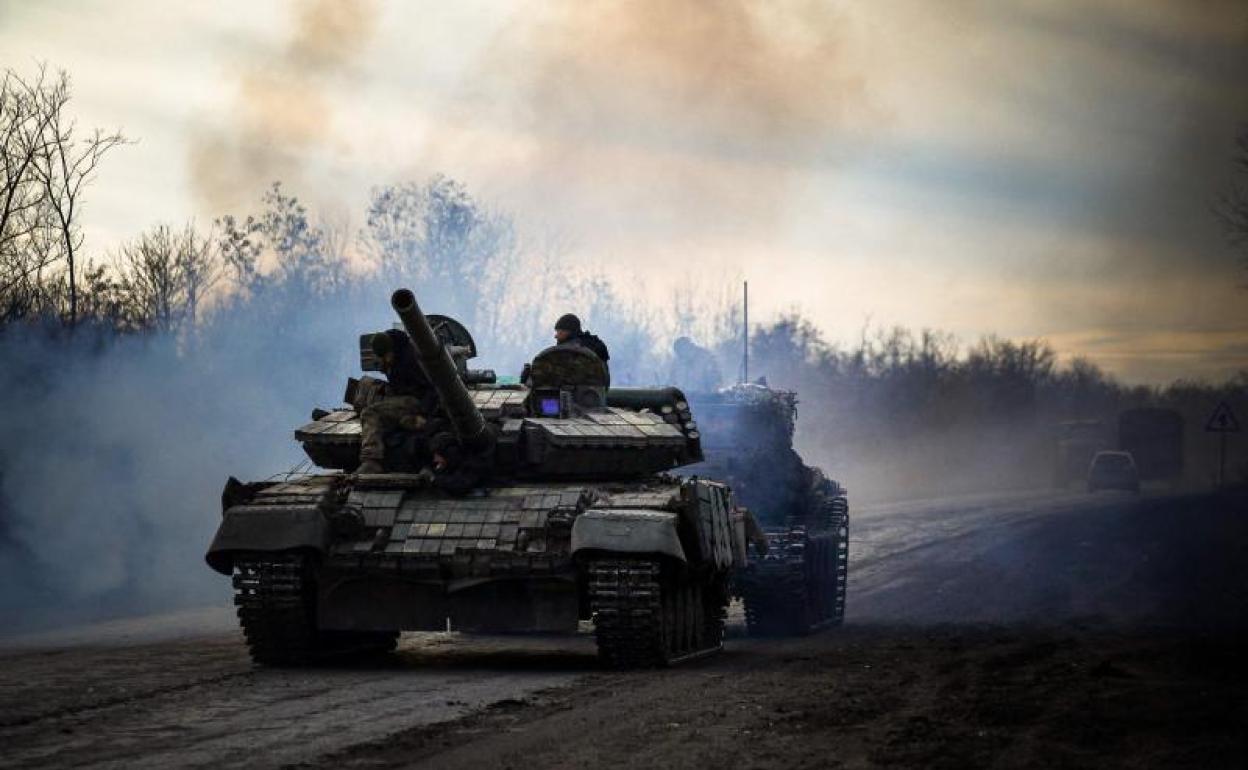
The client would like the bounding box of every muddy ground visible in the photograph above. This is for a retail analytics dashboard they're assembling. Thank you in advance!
[2,487,1245,769]
[307,627,1245,770]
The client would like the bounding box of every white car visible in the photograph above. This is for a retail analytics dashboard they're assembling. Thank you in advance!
[1087,450,1141,493]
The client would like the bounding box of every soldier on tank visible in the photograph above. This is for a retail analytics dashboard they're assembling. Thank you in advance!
[427,431,487,494]
[553,313,611,387]
[669,336,722,394]
[356,330,439,474]
[554,314,610,373]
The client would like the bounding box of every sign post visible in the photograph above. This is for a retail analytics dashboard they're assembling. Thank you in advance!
[1205,401,1241,489]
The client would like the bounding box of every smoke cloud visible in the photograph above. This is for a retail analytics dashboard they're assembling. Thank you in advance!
[0,304,378,632]
[188,0,379,216]
[463,0,872,241]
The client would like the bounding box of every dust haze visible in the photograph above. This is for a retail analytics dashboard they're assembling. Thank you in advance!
[0,313,356,633]
[3,0,1247,636]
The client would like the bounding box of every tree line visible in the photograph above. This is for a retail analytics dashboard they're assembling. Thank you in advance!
[2,63,1244,492]
[1217,127,1248,277]
[717,316,1247,493]
[1,66,124,326]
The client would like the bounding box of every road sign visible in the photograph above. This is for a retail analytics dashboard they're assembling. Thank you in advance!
[1205,401,1240,433]
[1206,401,1239,489]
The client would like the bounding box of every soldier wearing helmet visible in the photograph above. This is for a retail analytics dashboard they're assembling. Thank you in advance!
[669,336,722,394]
[356,330,439,474]
[553,313,611,385]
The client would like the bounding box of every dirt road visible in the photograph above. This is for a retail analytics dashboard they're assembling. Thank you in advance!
[2,488,1245,769]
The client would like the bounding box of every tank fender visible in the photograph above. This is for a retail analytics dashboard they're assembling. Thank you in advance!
[571,509,686,563]
[205,504,330,575]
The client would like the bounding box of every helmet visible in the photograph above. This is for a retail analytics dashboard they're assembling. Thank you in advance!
[554,314,582,334]
[370,331,393,357]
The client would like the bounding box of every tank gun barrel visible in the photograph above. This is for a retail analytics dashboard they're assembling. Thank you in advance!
[391,288,490,450]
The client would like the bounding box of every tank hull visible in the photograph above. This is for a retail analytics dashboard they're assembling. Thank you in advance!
[209,473,743,664]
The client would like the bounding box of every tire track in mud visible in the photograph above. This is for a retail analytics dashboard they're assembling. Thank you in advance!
[3,489,1229,769]
[0,669,254,728]
[281,489,1248,770]
[0,635,583,770]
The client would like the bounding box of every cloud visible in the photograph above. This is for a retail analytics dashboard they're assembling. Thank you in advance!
[432,0,876,240]
[1045,327,1248,384]
[187,0,379,216]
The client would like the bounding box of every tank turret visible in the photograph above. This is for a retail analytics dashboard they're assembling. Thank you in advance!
[296,289,701,479]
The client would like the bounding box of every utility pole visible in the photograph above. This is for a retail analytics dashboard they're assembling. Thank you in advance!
[742,281,749,384]
[1220,432,1228,489]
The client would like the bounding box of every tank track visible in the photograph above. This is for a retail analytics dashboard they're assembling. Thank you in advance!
[588,557,726,668]
[233,553,398,666]
[741,495,849,636]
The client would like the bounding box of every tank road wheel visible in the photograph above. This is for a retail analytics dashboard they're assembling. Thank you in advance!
[233,554,321,665]
[743,494,850,637]
[828,496,849,626]
[588,557,724,669]
[662,573,682,657]
[742,555,811,636]
[741,527,812,637]
[806,492,850,628]
[233,553,398,666]
[805,535,840,629]
[702,577,729,649]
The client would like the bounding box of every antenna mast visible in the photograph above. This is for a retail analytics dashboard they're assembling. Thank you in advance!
[742,280,749,384]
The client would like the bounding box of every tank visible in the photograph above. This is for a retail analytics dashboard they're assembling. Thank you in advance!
[625,381,850,635]
[206,288,749,668]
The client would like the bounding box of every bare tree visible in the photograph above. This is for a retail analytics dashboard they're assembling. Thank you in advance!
[216,183,341,302]
[0,66,61,316]
[29,71,126,326]
[3,216,67,322]
[0,65,126,326]
[364,176,516,332]
[1217,127,1248,276]
[113,223,220,333]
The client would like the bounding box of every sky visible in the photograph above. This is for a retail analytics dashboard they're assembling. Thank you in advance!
[2,0,1246,384]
